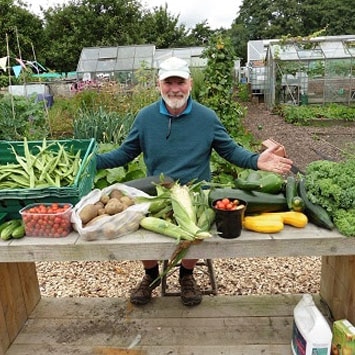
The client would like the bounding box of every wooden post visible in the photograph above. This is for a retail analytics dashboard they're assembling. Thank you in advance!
[320,255,355,324]
[0,262,40,354]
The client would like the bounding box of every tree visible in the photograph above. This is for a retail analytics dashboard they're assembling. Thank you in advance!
[140,4,189,48]
[41,0,145,73]
[0,0,44,63]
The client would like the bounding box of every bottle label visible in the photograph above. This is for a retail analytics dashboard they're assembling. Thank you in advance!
[292,320,330,355]
[292,320,307,355]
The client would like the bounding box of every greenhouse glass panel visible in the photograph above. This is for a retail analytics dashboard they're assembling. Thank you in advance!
[117,46,136,59]
[134,58,151,70]
[77,59,97,72]
[321,41,350,59]
[297,48,324,60]
[81,48,99,60]
[97,58,116,71]
[98,47,118,59]
[115,58,134,71]
[344,40,355,56]
[135,45,155,58]
[272,44,299,60]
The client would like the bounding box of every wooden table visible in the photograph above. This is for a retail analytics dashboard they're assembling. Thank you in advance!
[1,224,354,354]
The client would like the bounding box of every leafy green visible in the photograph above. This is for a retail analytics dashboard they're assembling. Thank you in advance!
[305,159,355,237]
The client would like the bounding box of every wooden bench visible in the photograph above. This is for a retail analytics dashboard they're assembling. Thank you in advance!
[1,224,354,354]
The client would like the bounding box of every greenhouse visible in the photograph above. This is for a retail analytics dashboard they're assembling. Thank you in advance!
[263,35,355,107]
[75,45,206,85]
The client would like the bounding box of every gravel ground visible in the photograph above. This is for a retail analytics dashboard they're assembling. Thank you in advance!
[36,257,321,298]
[38,101,353,299]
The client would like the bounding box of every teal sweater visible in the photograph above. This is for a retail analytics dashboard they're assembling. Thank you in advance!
[96,97,259,184]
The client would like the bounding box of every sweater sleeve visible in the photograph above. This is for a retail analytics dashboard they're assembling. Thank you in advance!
[212,117,260,170]
[96,123,142,170]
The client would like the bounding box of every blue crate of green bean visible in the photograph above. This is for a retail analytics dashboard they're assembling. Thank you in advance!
[0,138,97,218]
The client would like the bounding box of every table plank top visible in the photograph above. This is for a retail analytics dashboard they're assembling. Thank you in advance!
[0,223,352,262]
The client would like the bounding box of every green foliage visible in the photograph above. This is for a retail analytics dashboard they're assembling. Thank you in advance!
[190,68,205,100]
[236,83,250,102]
[0,94,49,140]
[279,104,355,125]
[0,0,44,64]
[94,145,146,189]
[200,33,246,136]
[73,107,135,144]
[305,159,355,236]
[198,33,249,183]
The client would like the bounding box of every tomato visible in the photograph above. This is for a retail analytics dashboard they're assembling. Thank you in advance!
[214,198,245,211]
[22,202,72,237]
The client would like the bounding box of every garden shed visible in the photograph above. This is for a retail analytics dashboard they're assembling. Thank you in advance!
[263,35,355,107]
[75,45,206,85]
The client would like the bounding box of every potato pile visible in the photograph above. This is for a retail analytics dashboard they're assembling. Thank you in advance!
[79,188,135,227]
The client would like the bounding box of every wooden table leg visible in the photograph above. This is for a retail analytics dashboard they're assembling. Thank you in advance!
[0,262,41,354]
[320,255,355,324]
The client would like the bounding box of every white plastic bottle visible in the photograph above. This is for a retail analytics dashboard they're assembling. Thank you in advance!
[291,294,332,355]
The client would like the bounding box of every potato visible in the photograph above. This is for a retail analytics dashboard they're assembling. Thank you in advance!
[79,204,99,224]
[105,199,124,215]
[84,214,110,227]
[110,189,124,200]
[97,208,106,215]
[120,195,134,207]
[94,201,105,209]
[100,194,110,205]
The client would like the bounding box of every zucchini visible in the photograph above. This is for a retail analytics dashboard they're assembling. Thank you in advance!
[286,176,297,210]
[286,176,305,211]
[234,170,284,194]
[298,177,334,230]
[208,188,288,214]
[291,196,305,212]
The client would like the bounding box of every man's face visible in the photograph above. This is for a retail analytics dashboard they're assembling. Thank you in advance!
[159,76,192,111]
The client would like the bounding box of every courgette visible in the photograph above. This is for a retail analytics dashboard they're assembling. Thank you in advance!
[286,176,297,210]
[208,188,288,214]
[285,176,305,211]
[234,170,284,194]
[291,196,305,212]
[298,177,334,230]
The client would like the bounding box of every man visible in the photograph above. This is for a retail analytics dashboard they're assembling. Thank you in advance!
[96,57,293,306]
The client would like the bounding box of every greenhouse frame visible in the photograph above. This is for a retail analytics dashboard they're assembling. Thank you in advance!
[75,45,206,85]
[263,35,355,107]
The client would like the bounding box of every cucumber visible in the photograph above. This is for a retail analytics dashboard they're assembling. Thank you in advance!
[208,188,288,214]
[0,220,21,240]
[11,224,26,239]
[298,177,334,230]
[0,220,16,234]
[123,175,174,196]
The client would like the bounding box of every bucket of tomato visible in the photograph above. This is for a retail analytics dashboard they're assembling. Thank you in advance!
[20,203,73,238]
[212,198,247,239]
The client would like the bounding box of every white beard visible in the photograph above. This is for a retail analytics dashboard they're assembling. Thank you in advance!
[161,91,190,110]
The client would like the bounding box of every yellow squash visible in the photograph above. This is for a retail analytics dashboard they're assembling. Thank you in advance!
[262,211,308,228]
[243,215,284,233]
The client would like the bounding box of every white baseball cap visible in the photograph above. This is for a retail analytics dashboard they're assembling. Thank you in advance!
[158,57,191,80]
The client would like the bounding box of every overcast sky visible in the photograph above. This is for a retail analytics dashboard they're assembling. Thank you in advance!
[28,0,242,29]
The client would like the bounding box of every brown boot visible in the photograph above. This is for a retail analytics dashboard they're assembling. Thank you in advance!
[130,275,161,305]
[179,274,202,306]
